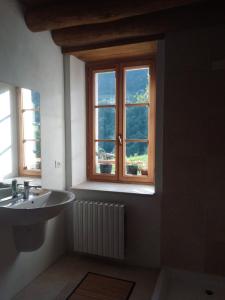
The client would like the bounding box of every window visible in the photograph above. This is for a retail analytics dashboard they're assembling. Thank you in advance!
[17,88,41,177]
[0,88,13,178]
[87,60,156,184]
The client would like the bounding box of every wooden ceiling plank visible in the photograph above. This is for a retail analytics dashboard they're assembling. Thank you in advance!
[52,3,225,50]
[62,34,164,54]
[25,0,205,32]
[71,41,157,63]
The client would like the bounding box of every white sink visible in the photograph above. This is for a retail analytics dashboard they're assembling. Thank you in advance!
[0,190,75,226]
[0,183,10,188]
[0,183,11,200]
[0,187,11,199]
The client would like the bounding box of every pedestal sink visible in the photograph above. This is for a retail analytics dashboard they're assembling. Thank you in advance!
[0,183,10,188]
[0,189,75,251]
[0,183,11,200]
[0,187,11,200]
[0,190,75,225]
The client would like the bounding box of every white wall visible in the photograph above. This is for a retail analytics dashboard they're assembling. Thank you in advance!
[64,55,86,188]
[0,0,66,299]
[72,189,161,268]
[162,24,225,275]
[0,0,65,190]
[70,57,86,186]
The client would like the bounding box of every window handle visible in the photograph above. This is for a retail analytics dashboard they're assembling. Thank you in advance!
[118,134,122,145]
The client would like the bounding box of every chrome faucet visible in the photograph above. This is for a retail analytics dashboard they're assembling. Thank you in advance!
[11,179,18,198]
[11,180,30,199]
[23,181,30,199]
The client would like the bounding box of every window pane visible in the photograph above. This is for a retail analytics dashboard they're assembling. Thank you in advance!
[125,68,149,104]
[0,90,10,120]
[95,142,115,175]
[22,88,40,110]
[0,117,11,154]
[126,106,148,139]
[0,148,12,178]
[95,107,115,140]
[24,140,41,170]
[23,110,41,140]
[125,142,148,176]
[95,71,116,105]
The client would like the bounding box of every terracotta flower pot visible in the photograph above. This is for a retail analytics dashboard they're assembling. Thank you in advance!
[141,169,148,176]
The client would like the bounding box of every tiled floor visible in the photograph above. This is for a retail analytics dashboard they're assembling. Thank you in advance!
[13,254,159,300]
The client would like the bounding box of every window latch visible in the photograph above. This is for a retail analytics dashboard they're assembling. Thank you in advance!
[118,134,122,145]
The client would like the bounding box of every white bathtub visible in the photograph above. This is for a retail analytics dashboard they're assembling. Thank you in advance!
[152,268,225,300]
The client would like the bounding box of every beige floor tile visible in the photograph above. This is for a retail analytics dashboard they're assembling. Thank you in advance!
[13,254,159,300]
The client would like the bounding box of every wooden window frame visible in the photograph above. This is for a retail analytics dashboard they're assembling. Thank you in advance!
[86,58,156,184]
[17,87,41,177]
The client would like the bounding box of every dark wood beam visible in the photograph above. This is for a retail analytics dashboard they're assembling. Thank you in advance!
[20,0,56,7]
[52,3,225,51]
[70,41,157,63]
[25,0,205,32]
[62,35,164,54]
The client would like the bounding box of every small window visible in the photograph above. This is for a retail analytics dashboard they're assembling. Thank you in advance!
[87,60,156,184]
[17,88,41,177]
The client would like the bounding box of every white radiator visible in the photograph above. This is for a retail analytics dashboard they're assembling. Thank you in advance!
[73,200,125,259]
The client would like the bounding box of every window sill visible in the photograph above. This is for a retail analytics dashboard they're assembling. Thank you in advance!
[72,181,155,195]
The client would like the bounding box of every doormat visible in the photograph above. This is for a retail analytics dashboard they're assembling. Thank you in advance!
[66,272,135,300]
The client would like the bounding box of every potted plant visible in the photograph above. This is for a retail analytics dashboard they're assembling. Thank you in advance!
[140,168,148,176]
[97,148,114,174]
[126,159,146,175]
[100,162,112,174]
[126,164,138,175]
[126,156,140,175]
[35,160,41,170]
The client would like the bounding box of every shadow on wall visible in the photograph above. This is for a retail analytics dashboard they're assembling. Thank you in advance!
[0,214,66,299]
[0,225,19,283]
[68,189,161,268]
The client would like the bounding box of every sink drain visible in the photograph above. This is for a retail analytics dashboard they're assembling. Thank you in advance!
[205,289,214,296]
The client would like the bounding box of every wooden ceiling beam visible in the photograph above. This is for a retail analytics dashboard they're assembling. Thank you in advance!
[70,41,157,63]
[52,3,225,51]
[25,0,205,32]
[62,35,164,54]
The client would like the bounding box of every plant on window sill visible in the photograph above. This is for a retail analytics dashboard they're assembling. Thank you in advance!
[97,148,115,174]
[126,159,148,176]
